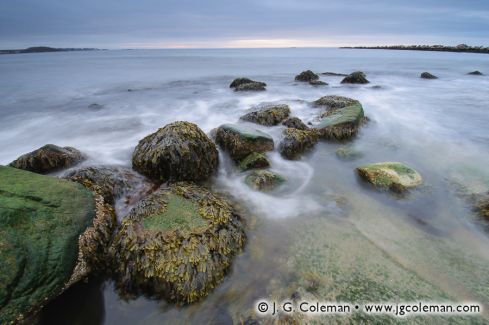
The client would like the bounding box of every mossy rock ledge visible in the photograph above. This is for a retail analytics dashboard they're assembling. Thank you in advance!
[0,166,115,324]
[214,124,274,161]
[239,104,290,126]
[9,144,86,174]
[111,182,245,303]
[356,162,423,192]
[132,121,218,183]
[314,101,367,141]
[279,128,319,160]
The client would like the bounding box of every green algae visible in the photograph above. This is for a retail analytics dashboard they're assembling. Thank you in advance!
[357,162,423,192]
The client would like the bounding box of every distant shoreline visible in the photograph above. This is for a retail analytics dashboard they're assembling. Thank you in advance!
[0,46,103,55]
[341,44,489,54]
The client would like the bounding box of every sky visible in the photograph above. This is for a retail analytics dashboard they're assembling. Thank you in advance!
[1,0,489,49]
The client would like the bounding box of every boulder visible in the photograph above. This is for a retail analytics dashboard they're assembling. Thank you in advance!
[309,80,328,86]
[239,104,290,126]
[420,72,438,79]
[230,78,266,92]
[341,71,369,84]
[312,95,359,109]
[468,71,483,76]
[282,117,309,130]
[356,162,423,192]
[132,121,218,183]
[314,102,367,140]
[279,128,319,160]
[245,170,286,192]
[335,146,364,161]
[214,124,274,161]
[238,152,270,172]
[9,144,86,174]
[110,182,245,303]
[295,70,319,82]
[0,166,115,324]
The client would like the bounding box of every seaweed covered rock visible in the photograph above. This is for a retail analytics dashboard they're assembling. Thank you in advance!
[314,102,367,141]
[341,71,369,84]
[0,166,114,324]
[238,152,270,172]
[295,70,319,82]
[230,78,267,91]
[132,121,218,183]
[282,117,309,130]
[245,170,286,192]
[279,128,319,160]
[9,144,86,174]
[468,71,483,76]
[420,72,438,79]
[240,104,290,126]
[214,124,274,161]
[356,162,423,192]
[312,95,359,109]
[65,165,152,205]
[111,183,245,303]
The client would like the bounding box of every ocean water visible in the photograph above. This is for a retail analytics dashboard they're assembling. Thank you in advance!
[2,48,489,324]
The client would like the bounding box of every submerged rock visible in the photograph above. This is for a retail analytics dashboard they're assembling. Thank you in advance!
[240,104,290,126]
[420,72,438,79]
[335,146,364,161]
[214,124,274,161]
[341,71,369,84]
[279,128,319,160]
[238,152,270,172]
[230,78,266,91]
[473,195,489,220]
[308,80,328,86]
[312,95,359,109]
[9,144,86,174]
[295,70,319,82]
[132,121,218,183]
[321,72,348,76]
[0,166,115,324]
[111,182,245,303]
[245,170,286,192]
[314,102,367,141]
[356,162,422,192]
[282,117,309,130]
[468,71,483,76]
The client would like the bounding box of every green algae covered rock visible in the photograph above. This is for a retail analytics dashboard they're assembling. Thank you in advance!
[315,102,367,140]
[357,162,423,192]
[278,128,319,160]
[215,124,274,161]
[111,183,245,304]
[239,104,290,126]
[9,144,86,174]
[132,121,218,183]
[0,166,106,324]
[238,152,270,172]
[245,170,286,192]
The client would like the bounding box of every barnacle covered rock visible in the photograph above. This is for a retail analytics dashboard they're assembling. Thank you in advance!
[356,162,423,192]
[278,128,319,160]
[314,102,367,141]
[132,121,218,183]
[282,117,309,130]
[245,170,286,192]
[238,152,270,172]
[294,70,319,82]
[230,78,267,91]
[111,183,245,303]
[240,104,290,126]
[341,71,370,84]
[9,144,86,174]
[214,124,274,161]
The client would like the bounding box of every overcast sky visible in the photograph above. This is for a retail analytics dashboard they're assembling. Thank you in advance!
[1,0,488,49]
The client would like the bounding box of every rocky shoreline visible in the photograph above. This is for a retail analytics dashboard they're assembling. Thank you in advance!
[341,44,489,54]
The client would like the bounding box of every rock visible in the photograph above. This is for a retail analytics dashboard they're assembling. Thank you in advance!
[214,124,274,161]
[473,195,489,220]
[321,72,347,76]
[314,102,367,140]
[65,166,152,205]
[282,117,309,130]
[0,166,115,324]
[335,146,364,161]
[295,70,319,82]
[312,95,359,109]
[245,170,286,192]
[356,162,423,192]
[88,103,104,110]
[132,121,218,183]
[309,80,328,86]
[420,72,438,79]
[9,144,86,174]
[468,71,483,76]
[341,71,369,84]
[240,104,290,126]
[279,128,319,160]
[230,78,266,91]
[238,152,270,172]
[110,183,245,303]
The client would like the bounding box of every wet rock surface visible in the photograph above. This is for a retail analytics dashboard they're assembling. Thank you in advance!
[278,128,319,160]
[282,116,309,130]
[294,70,319,82]
[468,70,483,75]
[239,104,290,126]
[238,152,270,172]
[312,95,359,109]
[245,170,286,192]
[341,71,370,84]
[356,162,423,192]
[230,78,267,91]
[314,101,367,141]
[420,72,438,79]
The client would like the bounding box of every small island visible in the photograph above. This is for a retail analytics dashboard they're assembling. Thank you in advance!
[341,44,489,54]
[0,46,102,55]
